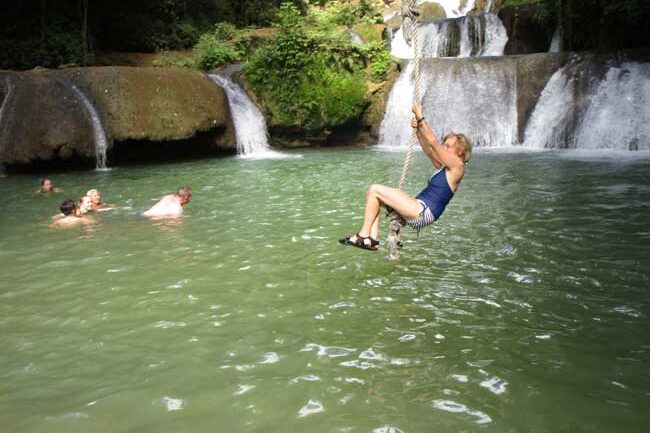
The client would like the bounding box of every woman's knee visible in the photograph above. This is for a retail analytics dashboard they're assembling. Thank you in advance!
[367,184,384,196]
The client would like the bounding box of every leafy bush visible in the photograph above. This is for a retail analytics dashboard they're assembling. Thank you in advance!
[211,22,239,41]
[332,0,383,26]
[194,33,242,70]
[362,41,392,79]
[0,17,84,69]
[244,3,369,129]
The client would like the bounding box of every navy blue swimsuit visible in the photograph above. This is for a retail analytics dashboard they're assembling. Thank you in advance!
[415,168,454,219]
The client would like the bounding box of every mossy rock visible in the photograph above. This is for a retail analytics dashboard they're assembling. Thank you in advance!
[352,23,385,44]
[0,67,235,165]
[418,2,447,22]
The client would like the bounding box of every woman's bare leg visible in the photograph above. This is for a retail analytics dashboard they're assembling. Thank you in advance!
[356,184,423,239]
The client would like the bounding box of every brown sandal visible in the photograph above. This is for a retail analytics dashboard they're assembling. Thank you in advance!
[338,233,379,251]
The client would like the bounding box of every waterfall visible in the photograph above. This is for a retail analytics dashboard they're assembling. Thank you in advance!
[434,0,477,18]
[421,20,457,58]
[390,27,415,59]
[0,78,13,130]
[458,17,476,58]
[420,60,518,147]
[573,63,650,150]
[70,84,109,170]
[420,14,508,58]
[482,14,508,56]
[208,70,278,158]
[378,62,416,149]
[549,26,562,53]
[379,59,518,149]
[523,61,650,150]
[522,66,575,149]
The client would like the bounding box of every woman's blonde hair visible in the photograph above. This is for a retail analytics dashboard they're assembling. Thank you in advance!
[444,133,472,163]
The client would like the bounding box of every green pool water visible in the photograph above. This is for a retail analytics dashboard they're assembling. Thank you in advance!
[1,148,649,433]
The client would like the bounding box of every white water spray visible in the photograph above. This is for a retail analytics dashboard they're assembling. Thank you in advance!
[430,0,477,18]
[420,20,454,58]
[391,27,415,59]
[549,25,562,53]
[378,62,416,149]
[522,66,574,148]
[481,14,508,56]
[0,78,13,129]
[523,61,650,150]
[209,71,281,159]
[573,63,650,150]
[70,84,109,170]
[421,60,518,147]
[379,59,518,149]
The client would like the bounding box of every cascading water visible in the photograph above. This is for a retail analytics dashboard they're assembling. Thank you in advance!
[379,59,518,149]
[420,20,455,58]
[70,84,109,170]
[0,78,13,130]
[418,14,507,58]
[435,0,476,18]
[458,17,476,58]
[420,59,518,147]
[481,14,509,56]
[523,61,650,150]
[208,69,278,158]
[522,65,575,149]
[549,26,562,53]
[573,63,650,150]
[391,27,415,59]
[0,78,13,166]
[377,62,416,149]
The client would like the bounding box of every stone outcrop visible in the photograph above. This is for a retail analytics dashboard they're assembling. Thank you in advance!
[499,4,553,55]
[0,67,235,166]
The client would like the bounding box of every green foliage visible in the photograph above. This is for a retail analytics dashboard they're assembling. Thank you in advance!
[244,2,371,129]
[0,11,84,69]
[211,22,239,41]
[194,32,242,70]
[362,42,392,79]
[308,0,383,27]
[152,52,198,69]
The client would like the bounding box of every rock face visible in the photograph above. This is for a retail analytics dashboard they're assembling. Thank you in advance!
[418,2,447,22]
[0,67,235,166]
[499,5,552,55]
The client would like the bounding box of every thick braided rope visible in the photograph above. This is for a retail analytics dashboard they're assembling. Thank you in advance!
[398,11,421,190]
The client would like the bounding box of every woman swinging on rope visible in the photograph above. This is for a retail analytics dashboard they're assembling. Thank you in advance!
[339,103,472,251]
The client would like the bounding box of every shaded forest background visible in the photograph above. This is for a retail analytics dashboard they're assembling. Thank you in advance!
[1,0,650,70]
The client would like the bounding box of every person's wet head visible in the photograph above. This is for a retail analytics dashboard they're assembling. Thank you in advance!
[60,199,77,216]
[442,133,472,164]
[77,195,93,215]
[41,177,53,193]
[176,186,192,205]
[86,189,102,208]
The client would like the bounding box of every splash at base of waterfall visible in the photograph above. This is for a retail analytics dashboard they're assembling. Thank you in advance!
[208,70,298,160]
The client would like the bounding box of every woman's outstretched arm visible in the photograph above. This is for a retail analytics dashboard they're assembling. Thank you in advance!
[412,103,464,170]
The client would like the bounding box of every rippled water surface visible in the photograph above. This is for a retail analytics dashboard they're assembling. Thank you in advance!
[1,149,649,433]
